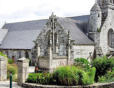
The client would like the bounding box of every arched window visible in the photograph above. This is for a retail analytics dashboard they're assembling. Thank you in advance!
[108,29,114,48]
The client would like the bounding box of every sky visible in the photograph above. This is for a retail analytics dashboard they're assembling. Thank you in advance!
[0,0,95,28]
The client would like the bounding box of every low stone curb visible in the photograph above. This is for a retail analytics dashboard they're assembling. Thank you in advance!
[22,82,114,88]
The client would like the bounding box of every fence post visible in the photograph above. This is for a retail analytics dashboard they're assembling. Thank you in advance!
[10,73,12,88]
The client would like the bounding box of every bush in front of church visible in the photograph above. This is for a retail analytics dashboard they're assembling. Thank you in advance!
[7,64,18,81]
[74,58,90,71]
[52,66,96,85]
[26,66,96,86]
[8,59,14,64]
[91,56,114,81]
[26,73,52,84]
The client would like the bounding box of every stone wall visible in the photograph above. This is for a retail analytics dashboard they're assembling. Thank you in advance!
[52,57,67,69]
[39,57,49,69]
[73,45,94,62]
[100,9,114,55]
[22,82,114,88]
[38,56,67,72]
[0,56,7,81]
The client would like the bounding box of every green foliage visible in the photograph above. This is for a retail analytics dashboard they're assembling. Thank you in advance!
[91,56,114,81]
[52,66,96,85]
[97,28,101,32]
[0,52,7,58]
[98,71,114,83]
[74,58,90,70]
[8,59,14,64]
[52,66,78,85]
[87,67,96,84]
[109,57,114,70]
[98,76,107,82]
[27,66,96,86]
[112,67,114,71]
[27,73,52,84]
[7,64,18,81]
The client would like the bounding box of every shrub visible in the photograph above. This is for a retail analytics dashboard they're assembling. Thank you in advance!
[52,66,78,85]
[52,66,96,85]
[98,71,114,83]
[27,66,96,86]
[8,59,14,64]
[27,73,52,84]
[74,58,90,70]
[98,76,106,82]
[7,64,18,81]
[87,67,96,84]
[0,52,7,58]
[109,57,114,71]
[91,56,114,81]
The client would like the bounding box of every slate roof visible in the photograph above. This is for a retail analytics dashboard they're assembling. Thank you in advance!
[0,15,94,49]
[0,29,8,45]
[58,17,93,45]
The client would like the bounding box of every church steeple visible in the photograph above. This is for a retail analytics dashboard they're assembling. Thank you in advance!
[88,0,102,33]
[88,0,102,42]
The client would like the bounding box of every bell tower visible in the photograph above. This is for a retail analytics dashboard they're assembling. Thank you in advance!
[88,0,102,44]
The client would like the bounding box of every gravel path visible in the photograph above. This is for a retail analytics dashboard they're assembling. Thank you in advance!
[0,81,22,88]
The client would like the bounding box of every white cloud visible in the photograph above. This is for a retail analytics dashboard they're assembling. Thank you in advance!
[0,0,95,27]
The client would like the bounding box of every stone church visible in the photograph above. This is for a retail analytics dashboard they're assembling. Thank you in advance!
[0,0,113,70]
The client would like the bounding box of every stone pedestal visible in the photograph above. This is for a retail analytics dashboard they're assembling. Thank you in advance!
[17,57,29,86]
[0,56,7,81]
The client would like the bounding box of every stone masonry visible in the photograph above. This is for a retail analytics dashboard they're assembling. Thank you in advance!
[17,57,29,86]
[0,56,7,81]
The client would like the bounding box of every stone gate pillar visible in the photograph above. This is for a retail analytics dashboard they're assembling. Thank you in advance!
[0,56,7,81]
[17,57,29,86]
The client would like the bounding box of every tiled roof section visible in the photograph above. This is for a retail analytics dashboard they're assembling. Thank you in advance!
[0,15,94,49]
[1,19,47,49]
[58,17,94,45]
[70,15,90,22]
[2,19,48,31]
[0,30,41,49]
[0,29,8,45]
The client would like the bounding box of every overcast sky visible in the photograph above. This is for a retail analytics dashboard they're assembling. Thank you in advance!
[0,0,95,28]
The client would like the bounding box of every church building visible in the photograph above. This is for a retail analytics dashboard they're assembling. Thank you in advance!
[0,0,114,71]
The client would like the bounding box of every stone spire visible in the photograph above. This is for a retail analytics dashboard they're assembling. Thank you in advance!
[49,12,57,53]
[91,1,101,11]
[67,30,71,64]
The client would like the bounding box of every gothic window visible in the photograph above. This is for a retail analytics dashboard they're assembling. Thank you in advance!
[108,29,114,48]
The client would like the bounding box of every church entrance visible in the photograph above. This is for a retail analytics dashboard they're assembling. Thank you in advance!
[108,29,114,48]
